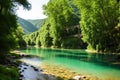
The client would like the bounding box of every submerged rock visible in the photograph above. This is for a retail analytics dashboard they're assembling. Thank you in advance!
[73,75,81,80]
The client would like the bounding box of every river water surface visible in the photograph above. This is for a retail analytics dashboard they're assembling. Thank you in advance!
[21,48,120,80]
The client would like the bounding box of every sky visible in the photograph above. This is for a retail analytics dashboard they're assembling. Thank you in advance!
[16,0,49,20]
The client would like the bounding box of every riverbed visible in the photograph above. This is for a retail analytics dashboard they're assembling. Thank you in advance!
[20,48,120,80]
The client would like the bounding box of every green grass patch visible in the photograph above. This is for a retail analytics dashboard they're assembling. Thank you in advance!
[0,65,19,80]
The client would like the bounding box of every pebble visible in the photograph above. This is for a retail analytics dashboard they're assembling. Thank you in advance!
[73,75,81,80]
[19,74,24,77]
[33,67,39,71]
[73,75,86,80]
[23,67,27,69]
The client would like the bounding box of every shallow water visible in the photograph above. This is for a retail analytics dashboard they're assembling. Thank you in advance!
[21,48,120,80]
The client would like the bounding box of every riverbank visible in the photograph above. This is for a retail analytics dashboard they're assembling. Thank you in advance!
[16,50,99,80]
[16,50,120,80]
[40,63,99,80]
[0,52,20,80]
[0,64,18,80]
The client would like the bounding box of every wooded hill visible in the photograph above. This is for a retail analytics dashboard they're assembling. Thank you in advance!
[17,17,45,34]
[23,0,120,53]
[27,19,45,29]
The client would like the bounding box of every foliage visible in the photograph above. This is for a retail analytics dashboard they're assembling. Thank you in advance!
[0,65,19,80]
[36,35,41,47]
[0,0,31,57]
[61,37,87,49]
[43,0,80,47]
[75,0,120,53]
[14,24,26,48]
[23,31,39,45]
[23,0,87,49]
[39,20,52,47]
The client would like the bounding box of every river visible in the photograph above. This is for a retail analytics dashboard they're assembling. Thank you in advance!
[20,47,120,80]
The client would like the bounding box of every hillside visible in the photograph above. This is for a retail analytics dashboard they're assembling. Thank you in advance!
[17,17,38,34]
[27,19,45,29]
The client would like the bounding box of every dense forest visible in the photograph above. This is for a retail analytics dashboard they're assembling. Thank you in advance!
[0,0,31,79]
[0,0,120,61]
[0,0,31,61]
[0,0,120,80]
[23,0,120,53]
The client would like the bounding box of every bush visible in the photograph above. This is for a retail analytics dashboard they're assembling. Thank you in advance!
[0,65,19,80]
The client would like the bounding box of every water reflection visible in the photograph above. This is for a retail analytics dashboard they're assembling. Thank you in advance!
[21,48,120,69]
[21,48,120,80]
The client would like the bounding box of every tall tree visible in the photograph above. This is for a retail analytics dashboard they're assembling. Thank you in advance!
[0,0,31,57]
[15,25,26,48]
[75,0,120,52]
[43,0,79,47]
[40,21,52,47]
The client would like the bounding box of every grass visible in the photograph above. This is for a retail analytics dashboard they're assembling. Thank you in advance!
[0,52,19,80]
[0,64,19,80]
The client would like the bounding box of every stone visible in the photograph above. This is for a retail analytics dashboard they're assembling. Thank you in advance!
[34,67,39,71]
[24,67,27,69]
[73,76,81,80]
[21,70,24,72]
[82,76,86,78]
[18,77,22,80]
[40,69,43,72]
[31,65,34,68]
[19,74,24,77]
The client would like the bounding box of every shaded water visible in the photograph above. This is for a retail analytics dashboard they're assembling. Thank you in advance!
[21,48,120,80]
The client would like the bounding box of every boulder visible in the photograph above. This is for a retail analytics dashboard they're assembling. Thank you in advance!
[73,76,81,80]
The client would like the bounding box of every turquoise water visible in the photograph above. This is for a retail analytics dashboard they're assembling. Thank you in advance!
[21,48,120,80]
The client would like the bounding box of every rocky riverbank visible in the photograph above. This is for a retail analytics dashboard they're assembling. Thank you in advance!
[18,62,56,80]
[15,50,100,80]
[40,64,99,80]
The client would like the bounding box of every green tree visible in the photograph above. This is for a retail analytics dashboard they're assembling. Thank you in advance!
[75,0,120,52]
[43,0,79,47]
[0,0,31,59]
[39,21,52,47]
[15,24,26,48]
[36,35,41,47]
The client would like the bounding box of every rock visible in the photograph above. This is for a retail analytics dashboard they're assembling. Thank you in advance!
[73,76,81,80]
[19,70,22,73]
[19,65,22,68]
[24,67,27,69]
[82,76,86,78]
[31,66,39,71]
[34,67,39,71]
[18,78,22,80]
[19,74,24,78]
[25,64,29,66]
[22,70,24,72]
[73,75,86,80]
[23,63,29,66]
[40,69,43,72]
[31,65,34,68]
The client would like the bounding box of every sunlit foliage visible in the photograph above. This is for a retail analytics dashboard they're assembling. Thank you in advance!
[75,0,120,52]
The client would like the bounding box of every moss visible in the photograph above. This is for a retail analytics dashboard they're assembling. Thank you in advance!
[0,65,19,80]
